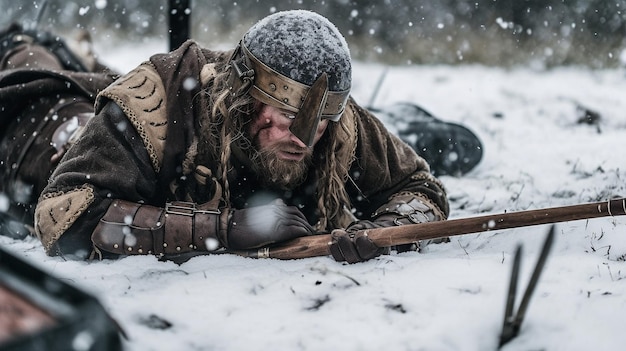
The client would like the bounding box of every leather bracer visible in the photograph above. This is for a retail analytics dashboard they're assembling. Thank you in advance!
[91,200,228,257]
[371,193,446,226]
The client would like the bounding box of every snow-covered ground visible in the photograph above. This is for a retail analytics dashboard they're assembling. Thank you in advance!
[2,41,626,350]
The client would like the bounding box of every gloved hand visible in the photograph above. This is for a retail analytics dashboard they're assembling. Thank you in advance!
[329,222,387,263]
[227,201,314,249]
[344,220,418,253]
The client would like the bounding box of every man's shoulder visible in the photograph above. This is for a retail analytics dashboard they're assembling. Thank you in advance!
[345,97,388,132]
[149,40,230,75]
[95,63,168,173]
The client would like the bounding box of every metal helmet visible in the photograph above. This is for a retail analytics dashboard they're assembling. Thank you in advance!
[227,10,352,147]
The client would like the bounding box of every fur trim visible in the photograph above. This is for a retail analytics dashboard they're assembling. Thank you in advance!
[200,63,218,86]
[182,137,199,175]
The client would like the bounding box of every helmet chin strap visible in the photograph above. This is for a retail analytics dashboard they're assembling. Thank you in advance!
[289,73,329,147]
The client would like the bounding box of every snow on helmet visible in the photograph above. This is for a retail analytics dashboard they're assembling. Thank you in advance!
[227,10,352,146]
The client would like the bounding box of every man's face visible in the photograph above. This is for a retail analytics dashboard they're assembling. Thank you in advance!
[247,104,329,189]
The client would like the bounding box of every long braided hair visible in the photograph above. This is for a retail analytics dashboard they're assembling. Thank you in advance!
[313,118,357,231]
[197,59,356,231]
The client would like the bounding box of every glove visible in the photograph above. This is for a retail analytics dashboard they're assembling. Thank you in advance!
[329,194,447,263]
[329,226,385,263]
[227,201,315,249]
[344,219,418,253]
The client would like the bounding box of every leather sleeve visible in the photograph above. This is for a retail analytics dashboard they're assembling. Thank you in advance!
[35,101,161,257]
[346,102,449,221]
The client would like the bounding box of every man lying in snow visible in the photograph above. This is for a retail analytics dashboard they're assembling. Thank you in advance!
[0,10,482,263]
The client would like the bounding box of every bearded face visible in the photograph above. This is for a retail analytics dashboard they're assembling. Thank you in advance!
[249,141,312,190]
[247,104,328,190]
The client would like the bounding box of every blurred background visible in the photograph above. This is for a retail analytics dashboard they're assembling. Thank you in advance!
[2,0,625,69]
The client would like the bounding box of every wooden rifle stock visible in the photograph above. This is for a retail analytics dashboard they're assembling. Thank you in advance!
[234,197,626,260]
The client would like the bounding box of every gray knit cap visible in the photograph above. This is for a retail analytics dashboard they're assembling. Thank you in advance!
[243,10,351,92]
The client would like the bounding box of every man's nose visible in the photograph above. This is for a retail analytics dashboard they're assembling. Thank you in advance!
[274,115,307,147]
[289,132,307,148]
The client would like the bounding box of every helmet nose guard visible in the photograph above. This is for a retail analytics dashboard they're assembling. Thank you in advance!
[290,72,329,147]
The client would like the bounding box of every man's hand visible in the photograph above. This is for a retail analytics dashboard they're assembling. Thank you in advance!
[329,224,386,263]
[227,201,314,249]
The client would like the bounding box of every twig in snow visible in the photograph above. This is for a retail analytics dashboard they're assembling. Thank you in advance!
[305,295,331,311]
[383,300,407,314]
[310,266,361,286]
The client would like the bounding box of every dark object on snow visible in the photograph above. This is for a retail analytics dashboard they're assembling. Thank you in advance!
[169,0,190,51]
[0,23,117,240]
[139,314,173,330]
[0,23,89,72]
[0,213,31,240]
[369,103,483,176]
[576,105,601,126]
[499,226,555,348]
[575,104,602,134]
[0,246,124,351]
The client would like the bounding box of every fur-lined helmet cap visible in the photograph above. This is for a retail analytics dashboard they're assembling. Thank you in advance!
[227,10,352,146]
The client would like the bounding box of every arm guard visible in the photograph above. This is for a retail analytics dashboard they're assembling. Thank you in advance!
[375,193,449,251]
[91,200,228,257]
[371,193,446,225]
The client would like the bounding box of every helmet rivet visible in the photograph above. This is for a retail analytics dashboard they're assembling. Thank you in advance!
[283,98,289,103]
[283,85,288,90]
[113,244,119,249]
[269,83,276,91]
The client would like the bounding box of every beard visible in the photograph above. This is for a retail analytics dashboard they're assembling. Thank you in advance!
[249,141,312,190]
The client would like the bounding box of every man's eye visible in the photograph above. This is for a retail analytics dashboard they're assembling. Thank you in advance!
[282,113,296,120]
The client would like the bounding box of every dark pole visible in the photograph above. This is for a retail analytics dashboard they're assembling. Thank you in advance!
[169,0,191,51]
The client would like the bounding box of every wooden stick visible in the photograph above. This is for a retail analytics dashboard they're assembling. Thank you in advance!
[235,197,626,260]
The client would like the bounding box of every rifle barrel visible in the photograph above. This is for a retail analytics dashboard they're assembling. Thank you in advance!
[237,197,626,260]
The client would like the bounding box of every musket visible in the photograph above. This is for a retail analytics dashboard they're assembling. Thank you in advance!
[234,197,626,259]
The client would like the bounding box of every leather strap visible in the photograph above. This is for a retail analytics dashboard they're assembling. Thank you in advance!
[163,201,220,253]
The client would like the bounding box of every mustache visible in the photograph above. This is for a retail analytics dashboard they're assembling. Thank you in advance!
[250,142,312,190]
[254,138,310,155]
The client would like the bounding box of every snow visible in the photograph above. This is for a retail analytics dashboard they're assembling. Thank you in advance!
[3,41,626,351]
